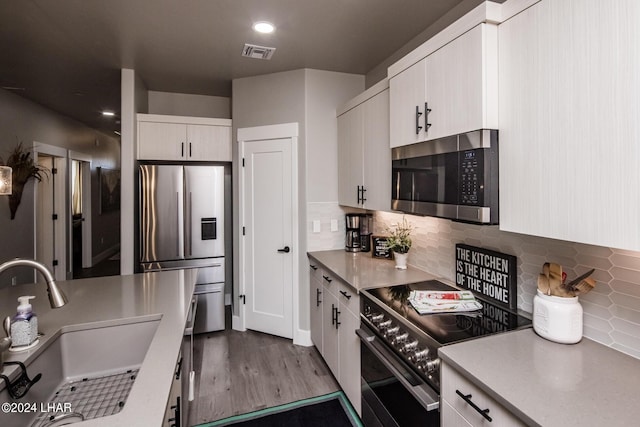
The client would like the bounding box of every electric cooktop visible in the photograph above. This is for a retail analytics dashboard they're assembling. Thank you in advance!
[363,279,532,346]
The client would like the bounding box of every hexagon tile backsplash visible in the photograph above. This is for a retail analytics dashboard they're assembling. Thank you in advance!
[374,211,640,359]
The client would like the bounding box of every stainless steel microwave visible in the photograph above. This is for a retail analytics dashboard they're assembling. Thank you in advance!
[391,129,499,224]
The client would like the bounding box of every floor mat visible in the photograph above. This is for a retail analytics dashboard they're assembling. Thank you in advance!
[195,391,362,427]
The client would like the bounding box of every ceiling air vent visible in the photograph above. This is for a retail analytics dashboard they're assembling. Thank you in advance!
[242,43,276,60]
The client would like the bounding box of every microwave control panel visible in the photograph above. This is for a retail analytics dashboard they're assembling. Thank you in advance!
[459,150,483,205]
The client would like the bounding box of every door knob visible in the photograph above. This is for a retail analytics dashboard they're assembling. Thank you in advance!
[277,246,290,253]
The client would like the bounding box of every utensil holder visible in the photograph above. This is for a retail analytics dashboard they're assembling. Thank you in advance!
[533,290,583,344]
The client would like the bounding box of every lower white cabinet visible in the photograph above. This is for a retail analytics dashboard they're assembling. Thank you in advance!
[163,352,183,427]
[308,260,361,415]
[309,264,323,354]
[441,362,525,427]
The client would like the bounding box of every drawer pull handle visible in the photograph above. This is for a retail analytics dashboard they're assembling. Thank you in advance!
[339,290,351,300]
[456,389,492,422]
[323,275,332,283]
[310,265,318,271]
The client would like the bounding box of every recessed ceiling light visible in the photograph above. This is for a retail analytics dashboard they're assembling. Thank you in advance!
[102,111,115,117]
[253,21,275,34]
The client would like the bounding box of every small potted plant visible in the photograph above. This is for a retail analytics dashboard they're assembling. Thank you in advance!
[385,217,413,269]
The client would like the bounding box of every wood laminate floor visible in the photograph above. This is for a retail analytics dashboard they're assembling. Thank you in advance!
[187,315,340,426]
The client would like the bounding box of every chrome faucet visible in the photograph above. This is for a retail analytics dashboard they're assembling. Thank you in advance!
[0,258,68,308]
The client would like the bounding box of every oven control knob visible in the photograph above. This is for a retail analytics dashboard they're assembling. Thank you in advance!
[391,332,408,345]
[424,358,441,374]
[370,314,384,324]
[384,326,400,338]
[411,349,429,363]
[378,320,393,330]
[402,340,419,353]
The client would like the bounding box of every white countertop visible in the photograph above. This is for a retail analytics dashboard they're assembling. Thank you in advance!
[307,250,436,291]
[439,328,640,426]
[0,270,197,427]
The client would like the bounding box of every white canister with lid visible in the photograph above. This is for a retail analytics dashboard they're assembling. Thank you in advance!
[533,289,583,344]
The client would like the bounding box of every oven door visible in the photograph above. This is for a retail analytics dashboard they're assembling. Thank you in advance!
[357,324,440,427]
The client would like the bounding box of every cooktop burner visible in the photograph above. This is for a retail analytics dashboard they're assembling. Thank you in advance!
[364,279,531,346]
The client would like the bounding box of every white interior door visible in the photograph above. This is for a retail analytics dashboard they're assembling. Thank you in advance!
[35,152,67,281]
[243,137,293,339]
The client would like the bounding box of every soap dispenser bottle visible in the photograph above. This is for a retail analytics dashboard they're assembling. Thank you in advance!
[10,296,38,347]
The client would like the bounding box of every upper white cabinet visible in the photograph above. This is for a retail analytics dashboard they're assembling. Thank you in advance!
[137,114,232,162]
[498,0,640,251]
[337,80,391,210]
[389,23,498,148]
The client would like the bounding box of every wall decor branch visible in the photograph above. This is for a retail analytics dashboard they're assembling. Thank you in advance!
[1,142,48,219]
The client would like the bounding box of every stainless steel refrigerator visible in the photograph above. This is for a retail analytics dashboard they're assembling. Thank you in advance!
[139,164,226,333]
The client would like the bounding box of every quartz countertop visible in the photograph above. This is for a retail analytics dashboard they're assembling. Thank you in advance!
[308,250,436,291]
[439,328,640,426]
[0,270,197,427]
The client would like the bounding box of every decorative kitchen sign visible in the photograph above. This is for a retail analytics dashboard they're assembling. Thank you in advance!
[455,244,517,310]
[372,236,392,259]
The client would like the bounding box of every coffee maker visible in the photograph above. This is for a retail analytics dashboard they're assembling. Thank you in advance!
[345,214,361,252]
[359,214,373,252]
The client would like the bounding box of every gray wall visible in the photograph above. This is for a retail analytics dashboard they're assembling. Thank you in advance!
[365,0,487,87]
[231,69,307,319]
[148,91,231,119]
[232,68,363,333]
[0,88,120,287]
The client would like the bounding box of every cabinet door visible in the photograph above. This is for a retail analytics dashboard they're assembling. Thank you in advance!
[389,59,426,148]
[425,24,497,140]
[187,124,232,161]
[362,89,391,211]
[498,0,640,251]
[337,106,364,207]
[441,362,525,427]
[309,264,323,353]
[337,307,361,415]
[322,286,339,377]
[138,121,187,160]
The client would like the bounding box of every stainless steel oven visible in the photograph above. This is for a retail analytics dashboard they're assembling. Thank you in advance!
[359,280,531,426]
[358,324,440,427]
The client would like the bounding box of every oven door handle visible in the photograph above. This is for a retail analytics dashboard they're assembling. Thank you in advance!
[356,328,440,411]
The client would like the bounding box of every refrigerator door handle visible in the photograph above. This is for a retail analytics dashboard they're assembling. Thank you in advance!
[187,192,193,257]
[176,192,181,257]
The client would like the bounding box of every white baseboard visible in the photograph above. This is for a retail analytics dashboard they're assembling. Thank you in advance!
[293,328,313,347]
[232,314,246,332]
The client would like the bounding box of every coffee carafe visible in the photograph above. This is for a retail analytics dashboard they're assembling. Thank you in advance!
[359,214,373,252]
[345,214,361,252]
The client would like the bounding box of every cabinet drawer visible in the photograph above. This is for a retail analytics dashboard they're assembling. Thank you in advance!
[308,261,323,284]
[335,280,359,316]
[441,363,525,427]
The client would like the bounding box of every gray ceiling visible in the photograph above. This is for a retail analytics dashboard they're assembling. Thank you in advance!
[0,0,481,136]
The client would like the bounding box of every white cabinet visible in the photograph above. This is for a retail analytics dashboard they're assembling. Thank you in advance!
[137,114,232,162]
[441,362,525,427]
[498,0,640,251]
[337,81,391,210]
[309,264,323,354]
[308,260,361,415]
[163,353,183,427]
[389,23,498,148]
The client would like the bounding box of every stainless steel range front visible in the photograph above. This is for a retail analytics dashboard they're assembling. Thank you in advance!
[358,280,531,427]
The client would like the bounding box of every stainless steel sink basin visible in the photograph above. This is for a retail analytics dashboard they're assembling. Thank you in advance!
[0,316,160,427]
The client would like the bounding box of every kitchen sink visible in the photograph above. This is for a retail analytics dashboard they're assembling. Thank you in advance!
[0,316,160,427]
